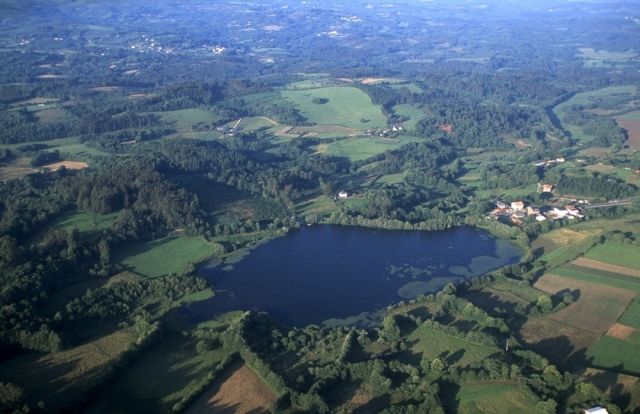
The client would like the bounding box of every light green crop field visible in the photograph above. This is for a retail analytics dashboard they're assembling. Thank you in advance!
[451,382,539,414]
[156,108,222,132]
[585,242,640,270]
[619,298,640,330]
[393,104,426,131]
[115,236,216,278]
[281,86,386,129]
[586,336,640,375]
[87,336,233,414]
[553,265,640,293]
[322,135,423,161]
[405,324,499,368]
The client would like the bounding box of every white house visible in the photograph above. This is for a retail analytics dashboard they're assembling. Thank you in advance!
[584,407,609,414]
[338,191,348,199]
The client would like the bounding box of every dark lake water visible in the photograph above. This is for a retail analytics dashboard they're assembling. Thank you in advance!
[186,225,522,327]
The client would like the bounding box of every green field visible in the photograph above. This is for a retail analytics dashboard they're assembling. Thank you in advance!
[619,110,640,121]
[87,336,233,414]
[156,108,222,132]
[619,298,640,329]
[389,82,424,94]
[48,210,117,238]
[553,265,640,293]
[585,242,640,270]
[0,327,137,412]
[586,336,640,375]
[553,85,637,142]
[322,136,423,161]
[0,136,107,158]
[296,195,338,217]
[281,86,386,129]
[404,324,499,368]
[228,116,278,133]
[115,236,216,278]
[577,48,637,68]
[447,382,539,414]
[393,104,426,131]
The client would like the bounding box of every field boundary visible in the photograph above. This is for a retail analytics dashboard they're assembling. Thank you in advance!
[573,257,640,278]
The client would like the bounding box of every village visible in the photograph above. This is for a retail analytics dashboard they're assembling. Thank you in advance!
[488,183,588,226]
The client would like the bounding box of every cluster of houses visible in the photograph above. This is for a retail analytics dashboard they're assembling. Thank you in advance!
[490,199,584,226]
[216,125,243,137]
[364,122,405,137]
[534,157,565,168]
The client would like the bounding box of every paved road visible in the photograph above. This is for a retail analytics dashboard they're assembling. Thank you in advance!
[583,197,640,209]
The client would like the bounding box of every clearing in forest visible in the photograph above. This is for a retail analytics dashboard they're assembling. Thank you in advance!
[185,361,275,414]
[41,160,89,171]
[115,236,217,278]
[281,86,386,129]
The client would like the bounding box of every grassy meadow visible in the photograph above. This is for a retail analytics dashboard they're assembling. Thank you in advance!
[321,135,423,161]
[115,236,217,278]
[281,86,386,129]
[87,336,234,414]
[445,382,539,414]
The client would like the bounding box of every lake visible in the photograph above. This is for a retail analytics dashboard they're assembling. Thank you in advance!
[186,225,522,327]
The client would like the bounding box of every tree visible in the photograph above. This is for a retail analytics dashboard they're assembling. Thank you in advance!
[536,295,553,314]
[536,399,557,414]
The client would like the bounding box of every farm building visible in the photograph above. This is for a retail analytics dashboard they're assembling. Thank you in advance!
[338,191,348,199]
[511,201,525,211]
[538,183,555,193]
[583,407,609,414]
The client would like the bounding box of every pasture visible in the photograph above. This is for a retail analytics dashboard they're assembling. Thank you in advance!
[46,210,117,239]
[321,135,423,161]
[156,108,222,133]
[0,327,136,412]
[444,382,539,414]
[389,82,424,93]
[281,86,386,129]
[585,242,640,270]
[88,336,234,414]
[620,298,640,329]
[553,265,640,293]
[296,195,338,217]
[402,324,499,368]
[185,361,276,414]
[577,48,637,68]
[393,104,426,131]
[586,336,640,375]
[115,236,217,278]
[553,85,637,142]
